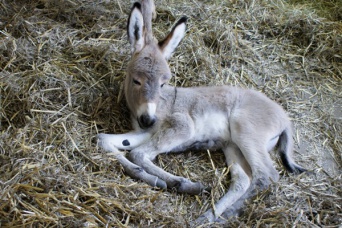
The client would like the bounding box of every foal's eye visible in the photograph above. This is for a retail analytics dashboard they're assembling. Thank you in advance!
[161,83,165,88]
[133,79,141,85]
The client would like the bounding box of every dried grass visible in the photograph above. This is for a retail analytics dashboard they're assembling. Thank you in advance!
[1,0,341,227]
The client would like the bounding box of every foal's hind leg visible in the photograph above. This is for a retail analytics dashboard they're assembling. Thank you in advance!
[230,119,279,189]
[235,139,279,189]
[195,144,251,224]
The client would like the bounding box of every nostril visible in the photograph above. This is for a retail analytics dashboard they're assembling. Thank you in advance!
[149,117,156,126]
[139,114,156,128]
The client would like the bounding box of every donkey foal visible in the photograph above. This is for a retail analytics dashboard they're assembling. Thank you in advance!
[98,0,306,224]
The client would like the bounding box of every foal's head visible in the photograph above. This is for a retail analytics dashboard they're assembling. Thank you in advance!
[125,1,187,129]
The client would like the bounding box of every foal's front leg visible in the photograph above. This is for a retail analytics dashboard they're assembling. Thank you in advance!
[129,113,206,195]
[98,131,152,151]
[98,131,168,189]
[98,131,171,189]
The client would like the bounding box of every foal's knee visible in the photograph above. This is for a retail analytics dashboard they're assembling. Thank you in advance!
[128,150,145,165]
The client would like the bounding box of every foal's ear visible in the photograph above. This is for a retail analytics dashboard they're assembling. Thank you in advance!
[159,16,187,60]
[127,2,145,54]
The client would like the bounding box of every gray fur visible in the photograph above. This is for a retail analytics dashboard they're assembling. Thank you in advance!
[98,0,305,224]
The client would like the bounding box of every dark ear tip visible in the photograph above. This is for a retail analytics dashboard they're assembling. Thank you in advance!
[132,2,141,10]
[178,16,188,24]
[181,16,188,21]
[172,16,188,30]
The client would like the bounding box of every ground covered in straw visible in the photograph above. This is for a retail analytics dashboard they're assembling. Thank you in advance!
[1,0,341,227]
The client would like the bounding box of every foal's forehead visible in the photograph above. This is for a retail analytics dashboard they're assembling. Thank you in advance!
[130,48,170,80]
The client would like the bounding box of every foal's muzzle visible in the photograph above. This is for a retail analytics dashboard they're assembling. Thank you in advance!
[138,114,156,129]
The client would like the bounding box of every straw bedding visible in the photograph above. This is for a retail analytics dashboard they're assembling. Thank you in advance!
[0,0,341,227]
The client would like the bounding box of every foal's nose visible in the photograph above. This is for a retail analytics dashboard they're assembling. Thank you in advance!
[139,114,156,129]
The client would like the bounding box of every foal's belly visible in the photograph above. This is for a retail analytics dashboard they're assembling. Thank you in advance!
[186,111,230,150]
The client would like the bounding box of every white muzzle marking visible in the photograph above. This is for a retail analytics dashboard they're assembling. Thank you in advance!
[137,102,156,118]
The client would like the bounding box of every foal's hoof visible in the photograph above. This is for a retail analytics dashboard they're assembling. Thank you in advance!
[176,179,206,195]
[155,178,167,190]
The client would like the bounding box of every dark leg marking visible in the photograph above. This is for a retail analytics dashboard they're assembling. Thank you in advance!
[122,139,130,146]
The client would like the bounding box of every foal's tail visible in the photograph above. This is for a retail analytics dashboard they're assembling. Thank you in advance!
[278,126,306,174]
